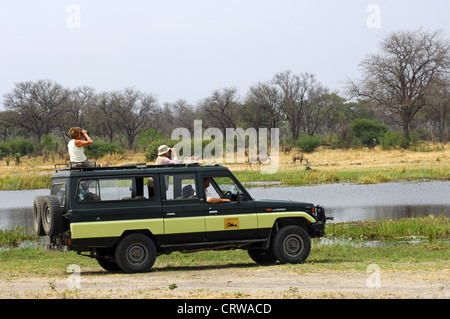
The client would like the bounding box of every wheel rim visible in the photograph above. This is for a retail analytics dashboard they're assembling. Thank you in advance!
[44,206,51,225]
[126,244,148,265]
[283,234,304,257]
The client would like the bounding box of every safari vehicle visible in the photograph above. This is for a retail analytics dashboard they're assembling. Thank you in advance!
[33,163,330,273]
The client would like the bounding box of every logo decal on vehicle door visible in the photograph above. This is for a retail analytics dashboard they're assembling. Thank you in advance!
[224,218,239,229]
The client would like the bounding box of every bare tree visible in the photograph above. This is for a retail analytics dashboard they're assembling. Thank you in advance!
[114,88,159,149]
[244,81,283,129]
[86,91,122,142]
[348,29,450,141]
[422,76,450,143]
[199,87,240,131]
[3,79,70,145]
[0,110,20,140]
[272,71,327,139]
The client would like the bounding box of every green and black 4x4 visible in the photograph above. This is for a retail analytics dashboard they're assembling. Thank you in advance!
[33,163,331,273]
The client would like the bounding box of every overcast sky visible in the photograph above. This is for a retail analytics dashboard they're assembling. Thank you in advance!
[1,0,449,108]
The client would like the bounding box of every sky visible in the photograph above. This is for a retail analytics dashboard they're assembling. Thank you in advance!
[1,0,450,108]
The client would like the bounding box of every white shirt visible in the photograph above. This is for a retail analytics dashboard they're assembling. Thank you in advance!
[68,139,87,162]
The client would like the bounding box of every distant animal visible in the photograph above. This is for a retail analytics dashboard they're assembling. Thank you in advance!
[368,138,377,150]
[292,153,308,165]
[282,144,293,154]
[246,152,271,170]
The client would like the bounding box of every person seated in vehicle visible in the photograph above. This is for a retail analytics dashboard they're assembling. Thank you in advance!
[78,180,99,202]
[203,178,231,204]
[155,145,180,165]
[67,127,95,167]
[182,184,196,199]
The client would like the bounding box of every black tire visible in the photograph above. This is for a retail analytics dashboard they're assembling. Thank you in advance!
[248,249,278,265]
[115,234,156,273]
[33,196,46,236]
[42,195,63,237]
[96,257,121,272]
[272,225,311,264]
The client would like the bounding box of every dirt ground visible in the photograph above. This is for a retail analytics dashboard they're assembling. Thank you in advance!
[1,265,448,299]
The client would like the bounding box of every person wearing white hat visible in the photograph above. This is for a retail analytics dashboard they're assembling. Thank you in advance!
[155,145,180,165]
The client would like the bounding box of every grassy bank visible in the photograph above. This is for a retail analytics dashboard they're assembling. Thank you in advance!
[0,217,448,276]
[234,165,450,186]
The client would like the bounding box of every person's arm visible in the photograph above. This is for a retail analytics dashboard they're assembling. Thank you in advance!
[207,198,231,203]
[74,130,93,147]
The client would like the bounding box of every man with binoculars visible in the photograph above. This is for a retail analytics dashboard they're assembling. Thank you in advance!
[67,127,94,166]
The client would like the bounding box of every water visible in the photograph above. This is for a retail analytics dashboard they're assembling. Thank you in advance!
[0,181,449,228]
[0,189,49,229]
[248,181,450,222]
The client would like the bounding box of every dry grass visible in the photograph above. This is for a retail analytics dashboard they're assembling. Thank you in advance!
[0,144,448,189]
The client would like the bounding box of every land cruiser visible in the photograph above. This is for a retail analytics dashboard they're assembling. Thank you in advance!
[33,163,330,273]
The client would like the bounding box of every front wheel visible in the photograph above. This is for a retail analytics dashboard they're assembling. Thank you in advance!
[272,226,311,264]
[115,234,156,273]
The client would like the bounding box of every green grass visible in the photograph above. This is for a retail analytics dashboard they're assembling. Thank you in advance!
[234,166,450,186]
[0,217,449,276]
[0,174,51,190]
[325,216,450,240]
[0,226,38,247]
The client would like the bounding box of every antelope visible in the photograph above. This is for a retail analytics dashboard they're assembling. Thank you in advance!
[292,153,308,165]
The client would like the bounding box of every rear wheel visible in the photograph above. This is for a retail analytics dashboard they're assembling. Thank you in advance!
[42,195,63,237]
[115,234,156,273]
[272,225,311,264]
[33,196,46,236]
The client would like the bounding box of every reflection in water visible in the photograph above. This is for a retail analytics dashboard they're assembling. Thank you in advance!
[0,182,449,228]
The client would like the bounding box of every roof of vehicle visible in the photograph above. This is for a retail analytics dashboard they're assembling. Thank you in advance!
[52,162,230,178]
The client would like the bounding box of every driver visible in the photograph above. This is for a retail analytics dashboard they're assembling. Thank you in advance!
[203,178,231,204]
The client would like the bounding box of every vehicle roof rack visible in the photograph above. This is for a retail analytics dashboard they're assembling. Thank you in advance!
[54,162,221,172]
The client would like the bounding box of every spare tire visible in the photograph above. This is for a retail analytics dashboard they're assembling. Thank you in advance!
[42,195,63,237]
[33,196,46,236]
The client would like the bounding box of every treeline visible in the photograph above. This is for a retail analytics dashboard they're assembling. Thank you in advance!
[1,29,449,161]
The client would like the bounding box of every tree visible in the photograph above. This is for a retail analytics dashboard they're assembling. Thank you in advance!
[422,76,450,143]
[86,91,122,142]
[348,29,450,141]
[199,87,240,131]
[114,88,159,149]
[3,79,71,146]
[272,71,328,139]
[244,81,283,129]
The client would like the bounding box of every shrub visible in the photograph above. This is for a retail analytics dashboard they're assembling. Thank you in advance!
[351,119,388,147]
[296,135,321,153]
[85,141,124,159]
[380,131,409,149]
[0,138,34,157]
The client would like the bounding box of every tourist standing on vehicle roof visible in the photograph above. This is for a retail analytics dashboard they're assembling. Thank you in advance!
[67,127,94,165]
[155,144,180,165]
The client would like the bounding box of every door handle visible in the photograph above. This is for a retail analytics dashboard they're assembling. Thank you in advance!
[166,212,176,216]
[209,210,218,214]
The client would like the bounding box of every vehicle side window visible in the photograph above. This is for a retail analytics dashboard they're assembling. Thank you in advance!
[51,182,66,207]
[205,176,248,201]
[99,178,134,201]
[164,174,197,200]
[77,176,156,202]
[77,179,100,202]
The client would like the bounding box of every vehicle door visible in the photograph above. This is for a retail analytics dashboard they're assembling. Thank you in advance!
[160,173,206,244]
[70,175,162,240]
[199,174,257,241]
